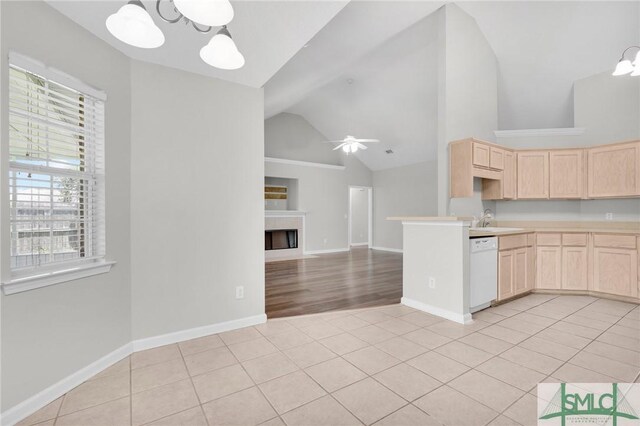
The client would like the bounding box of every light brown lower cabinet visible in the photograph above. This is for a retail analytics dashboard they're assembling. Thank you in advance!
[536,246,562,289]
[592,247,638,298]
[561,247,588,290]
[498,251,515,301]
[498,236,534,301]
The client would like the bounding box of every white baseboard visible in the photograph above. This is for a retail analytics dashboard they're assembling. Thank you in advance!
[132,314,267,352]
[2,313,267,426]
[303,247,350,255]
[350,243,369,247]
[2,342,133,426]
[371,246,403,253]
[401,297,472,324]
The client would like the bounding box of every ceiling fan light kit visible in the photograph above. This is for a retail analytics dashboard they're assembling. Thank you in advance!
[324,135,380,155]
[613,46,640,76]
[106,0,244,70]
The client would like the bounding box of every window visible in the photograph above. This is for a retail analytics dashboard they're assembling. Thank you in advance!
[7,54,107,287]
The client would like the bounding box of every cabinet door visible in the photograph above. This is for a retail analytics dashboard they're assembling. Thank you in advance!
[473,143,490,168]
[592,248,638,297]
[498,250,515,300]
[536,246,561,289]
[517,151,549,199]
[490,147,505,171]
[588,142,640,198]
[561,247,588,290]
[550,149,584,199]
[526,246,536,291]
[503,151,516,199]
[513,248,528,295]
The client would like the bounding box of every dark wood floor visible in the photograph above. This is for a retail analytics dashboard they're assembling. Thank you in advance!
[265,247,403,318]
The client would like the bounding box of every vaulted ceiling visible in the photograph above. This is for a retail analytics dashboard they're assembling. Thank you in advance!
[265,1,639,171]
[45,0,348,88]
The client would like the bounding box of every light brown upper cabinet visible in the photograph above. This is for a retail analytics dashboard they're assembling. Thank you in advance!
[502,151,516,199]
[517,151,549,199]
[450,139,504,198]
[549,149,585,199]
[588,141,640,198]
[473,142,491,168]
[490,147,505,171]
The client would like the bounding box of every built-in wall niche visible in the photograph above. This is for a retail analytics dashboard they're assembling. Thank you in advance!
[265,229,298,250]
[265,176,299,210]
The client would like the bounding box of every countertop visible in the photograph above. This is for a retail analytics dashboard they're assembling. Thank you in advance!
[469,222,640,237]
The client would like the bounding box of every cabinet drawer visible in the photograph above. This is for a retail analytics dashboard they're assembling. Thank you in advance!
[562,233,588,247]
[527,233,535,246]
[594,234,637,249]
[499,234,528,250]
[537,233,561,246]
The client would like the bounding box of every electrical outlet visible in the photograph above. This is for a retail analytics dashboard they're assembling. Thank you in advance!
[605,213,614,221]
[428,277,436,289]
[323,238,328,244]
[235,286,244,299]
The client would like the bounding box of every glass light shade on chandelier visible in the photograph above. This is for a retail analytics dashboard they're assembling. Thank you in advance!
[173,0,234,26]
[613,47,640,76]
[200,26,245,70]
[631,51,640,76]
[106,0,165,48]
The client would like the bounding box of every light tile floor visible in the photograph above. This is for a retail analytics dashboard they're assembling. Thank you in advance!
[18,294,640,426]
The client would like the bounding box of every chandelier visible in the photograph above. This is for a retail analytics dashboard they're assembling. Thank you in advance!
[106,0,245,70]
[613,46,640,77]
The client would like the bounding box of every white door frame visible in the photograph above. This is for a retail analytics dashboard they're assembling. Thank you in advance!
[348,185,373,248]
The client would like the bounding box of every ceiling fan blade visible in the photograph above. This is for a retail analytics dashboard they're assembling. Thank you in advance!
[332,142,347,150]
[356,142,368,150]
[353,139,380,143]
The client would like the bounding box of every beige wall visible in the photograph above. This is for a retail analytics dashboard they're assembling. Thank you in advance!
[495,72,640,222]
[1,1,132,410]
[130,61,265,340]
[372,161,438,250]
[265,113,372,252]
[437,4,499,217]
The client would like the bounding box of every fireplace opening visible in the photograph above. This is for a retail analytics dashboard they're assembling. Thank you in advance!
[265,229,298,251]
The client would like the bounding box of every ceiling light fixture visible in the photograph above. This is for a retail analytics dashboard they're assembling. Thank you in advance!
[613,46,640,76]
[106,0,245,70]
[106,1,165,48]
[200,26,245,70]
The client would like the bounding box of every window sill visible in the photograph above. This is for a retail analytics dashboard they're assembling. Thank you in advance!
[2,260,116,295]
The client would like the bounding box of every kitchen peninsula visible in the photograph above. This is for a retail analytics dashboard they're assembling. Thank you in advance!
[390,217,640,324]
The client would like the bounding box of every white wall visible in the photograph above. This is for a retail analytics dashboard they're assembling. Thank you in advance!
[130,61,265,340]
[350,187,369,245]
[265,112,343,165]
[265,113,372,252]
[372,161,438,251]
[495,71,640,222]
[437,4,499,217]
[459,1,640,130]
[1,1,132,410]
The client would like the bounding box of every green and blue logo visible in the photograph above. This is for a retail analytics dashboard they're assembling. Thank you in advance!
[538,383,639,425]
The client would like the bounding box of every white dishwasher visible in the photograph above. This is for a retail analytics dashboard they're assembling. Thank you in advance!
[469,237,498,313]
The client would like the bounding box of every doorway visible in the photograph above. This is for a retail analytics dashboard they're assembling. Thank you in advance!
[348,186,372,248]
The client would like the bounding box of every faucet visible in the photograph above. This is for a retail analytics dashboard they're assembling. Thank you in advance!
[479,208,493,228]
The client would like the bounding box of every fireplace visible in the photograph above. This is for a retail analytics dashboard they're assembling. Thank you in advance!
[265,229,298,251]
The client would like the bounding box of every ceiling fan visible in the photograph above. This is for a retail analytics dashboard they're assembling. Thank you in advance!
[323,135,379,154]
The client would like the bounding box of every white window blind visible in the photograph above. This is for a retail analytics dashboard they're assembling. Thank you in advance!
[9,62,106,274]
